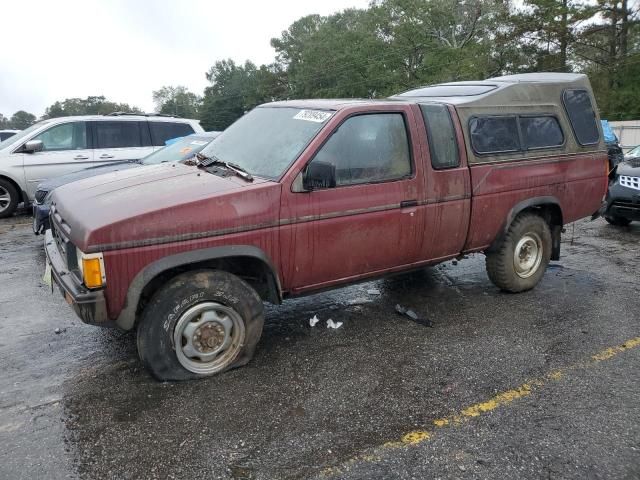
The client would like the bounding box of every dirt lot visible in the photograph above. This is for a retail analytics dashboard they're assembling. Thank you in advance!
[0,211,639,480]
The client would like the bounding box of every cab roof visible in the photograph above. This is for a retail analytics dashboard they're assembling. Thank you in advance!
[260,73,592,111]
[390,73,591,106]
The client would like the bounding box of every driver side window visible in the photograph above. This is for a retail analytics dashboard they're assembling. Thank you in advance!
[33,122,87,152]
[310,113,411,187]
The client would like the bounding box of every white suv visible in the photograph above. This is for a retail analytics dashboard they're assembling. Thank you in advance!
[0,113,203,218]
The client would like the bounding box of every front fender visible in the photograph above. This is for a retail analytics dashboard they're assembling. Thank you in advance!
[115,245,282,330]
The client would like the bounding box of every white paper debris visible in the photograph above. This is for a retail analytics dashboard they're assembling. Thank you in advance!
[309,315,320,327]
[367,288,381,295]
[326,319,343,329]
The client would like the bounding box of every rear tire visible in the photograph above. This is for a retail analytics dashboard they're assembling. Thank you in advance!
[0,178,19,219]
[137,270,264,381]
[485,213,552,293]
[604,215,631,227]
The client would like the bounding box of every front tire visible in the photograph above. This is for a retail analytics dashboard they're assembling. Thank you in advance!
[485,213,552,293]
[137,270,264,381]
[0,178,19,219]
[604,215,631,227]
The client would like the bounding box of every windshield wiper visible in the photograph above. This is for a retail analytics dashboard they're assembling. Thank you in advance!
[196,153,254,182]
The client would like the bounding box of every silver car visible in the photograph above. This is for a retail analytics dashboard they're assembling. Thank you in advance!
[0,113,203,218]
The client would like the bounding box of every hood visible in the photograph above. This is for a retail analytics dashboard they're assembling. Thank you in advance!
[616,157,640,177]
[38,161,141,194]
[51,163,280,252]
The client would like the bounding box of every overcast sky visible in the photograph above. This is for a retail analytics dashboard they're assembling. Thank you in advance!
[0,0,370,118]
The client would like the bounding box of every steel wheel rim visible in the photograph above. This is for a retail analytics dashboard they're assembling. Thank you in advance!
[0,186,10,213]
[513,232,543,279]
[173,302,245,375]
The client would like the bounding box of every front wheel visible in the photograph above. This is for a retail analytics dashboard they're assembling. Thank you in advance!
[137,270,264,381]
[0,178,19,219]
[604,215,631,227]
[485,213,552,293]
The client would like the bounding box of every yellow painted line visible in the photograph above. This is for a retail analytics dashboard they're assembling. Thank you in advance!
[321,336,640,478]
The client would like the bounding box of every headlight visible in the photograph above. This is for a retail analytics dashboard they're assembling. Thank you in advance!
[76,249,106,289]
[44,190,54,204]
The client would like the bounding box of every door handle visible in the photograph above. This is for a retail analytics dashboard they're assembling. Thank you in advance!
[73,155,89,160]
[400,200,418,208]
[99,154,114,159]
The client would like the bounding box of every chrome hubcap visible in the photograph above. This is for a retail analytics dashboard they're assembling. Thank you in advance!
[0,186,10,212]
[513,232,543,279]
[173,302,245,375]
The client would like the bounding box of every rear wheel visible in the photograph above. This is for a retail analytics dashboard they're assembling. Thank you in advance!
[485,213,552,293]
[604,215,631,227]
[0,178,19,219]
[137,270,264,381]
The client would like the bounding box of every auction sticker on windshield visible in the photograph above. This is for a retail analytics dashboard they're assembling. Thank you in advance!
[293,110,332,123]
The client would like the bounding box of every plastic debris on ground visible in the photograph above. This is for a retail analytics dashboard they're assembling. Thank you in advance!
[347,297,371,306]
[395,304,433,327]
[309,315,320,327]
[326,319,343,329]
[367,288,381,295]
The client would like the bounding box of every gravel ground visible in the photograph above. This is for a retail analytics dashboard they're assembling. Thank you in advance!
[0,211,638,479]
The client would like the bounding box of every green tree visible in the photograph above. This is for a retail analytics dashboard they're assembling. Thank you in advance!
[200,59,285,130]
[272,9,389,98]
[197,0,640,124]
[574,0,639,118]
[370,0,520,88]
[152,86,202,118]
[9,111,36,129]
[513,0,593,72]
[0,114,9,129]
[270,1,520,99]
[43,96,142,118]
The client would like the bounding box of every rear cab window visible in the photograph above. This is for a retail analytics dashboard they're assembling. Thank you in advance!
[149,122,195,146]
[420,104,460,169]
[520,116,564,149]
[562,89,600,146]
[469,115,565,155]
[470,116,520,154]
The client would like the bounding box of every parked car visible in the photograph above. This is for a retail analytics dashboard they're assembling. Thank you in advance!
[0,129,20,142]
[45,73,607,381]
[0,113,203,218]
[603,156,640,226]
[32,131,220,233]
[624,144,640,160]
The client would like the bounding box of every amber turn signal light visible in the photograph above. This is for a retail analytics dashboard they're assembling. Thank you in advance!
[82,257,104,289]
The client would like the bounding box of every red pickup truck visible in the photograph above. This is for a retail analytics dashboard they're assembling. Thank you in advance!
[45,73,608,380]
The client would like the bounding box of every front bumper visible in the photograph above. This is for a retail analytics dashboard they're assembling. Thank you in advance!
[605,183,640,221]
[44,229,112,326]
[32,203,51,234]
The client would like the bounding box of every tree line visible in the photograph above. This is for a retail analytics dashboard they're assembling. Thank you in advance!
[4,0,638,132]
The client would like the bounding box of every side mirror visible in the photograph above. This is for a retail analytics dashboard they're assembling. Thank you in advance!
[303,161,336,191]
[23,140,43,153]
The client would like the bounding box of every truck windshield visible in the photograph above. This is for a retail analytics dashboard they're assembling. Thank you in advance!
[199,107,333,179]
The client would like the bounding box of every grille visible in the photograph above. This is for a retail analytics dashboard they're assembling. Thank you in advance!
[50,208,76,270]
[619,175,640,191]
[34,189,48,204]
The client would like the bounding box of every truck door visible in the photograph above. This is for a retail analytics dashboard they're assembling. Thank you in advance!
[281,106,426,293]
[416,104,471,260]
